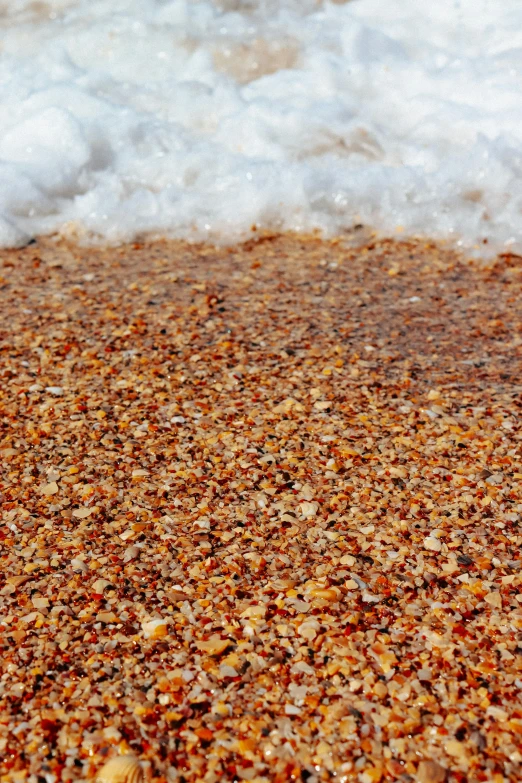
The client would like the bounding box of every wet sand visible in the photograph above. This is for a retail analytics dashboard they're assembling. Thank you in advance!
[0,234,521,783]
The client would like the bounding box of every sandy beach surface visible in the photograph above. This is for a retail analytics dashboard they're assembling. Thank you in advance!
[0,235,521,783]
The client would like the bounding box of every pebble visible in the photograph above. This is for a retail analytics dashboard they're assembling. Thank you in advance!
[416,760,447,783]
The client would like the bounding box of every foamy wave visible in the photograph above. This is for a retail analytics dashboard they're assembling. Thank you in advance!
[0,0,521,253]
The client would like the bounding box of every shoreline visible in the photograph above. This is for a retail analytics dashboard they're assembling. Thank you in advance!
[1,234,521,782]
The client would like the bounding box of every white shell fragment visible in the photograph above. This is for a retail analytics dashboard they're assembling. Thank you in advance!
[97,755,144,783]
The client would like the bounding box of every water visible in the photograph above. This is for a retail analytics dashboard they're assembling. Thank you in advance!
[0,0,521,254]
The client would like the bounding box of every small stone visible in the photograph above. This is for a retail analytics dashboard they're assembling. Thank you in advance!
[300,500,318,517]
[72,507,92,518]
[70,558,88,572]
[445,739,466,759]
[92,578,114,593]
[313,400,331,410]
[31,596,49,609]
[416,760,447,783]
[119,529,136,541]
[196,636,232,656]
[424,536,442,552]
[97,611,119,624]
[297,622,318,641]
[306,586,340,602]
[219,664,238,678]
[484,591,502,608]
[41,481,58,495]
[123,545,139,562]
[142,618,169,639]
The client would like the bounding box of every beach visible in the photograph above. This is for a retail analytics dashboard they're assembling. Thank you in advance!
[0,234,521,782]
[2,0,522,257]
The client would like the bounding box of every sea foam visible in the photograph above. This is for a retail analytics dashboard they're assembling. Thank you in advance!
[0,0,521,253]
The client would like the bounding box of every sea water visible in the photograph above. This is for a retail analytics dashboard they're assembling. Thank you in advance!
[0,0,521,253]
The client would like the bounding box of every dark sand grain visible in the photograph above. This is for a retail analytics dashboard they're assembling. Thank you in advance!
[0,235,521,783]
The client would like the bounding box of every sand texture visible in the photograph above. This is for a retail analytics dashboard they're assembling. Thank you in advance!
[0,235,521,783]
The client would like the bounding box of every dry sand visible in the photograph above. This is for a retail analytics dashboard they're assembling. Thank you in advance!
[0,234,521,783]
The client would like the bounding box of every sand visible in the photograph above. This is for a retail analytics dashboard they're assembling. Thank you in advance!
[0,234,521,783]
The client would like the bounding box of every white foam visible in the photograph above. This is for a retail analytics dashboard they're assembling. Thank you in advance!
[0,0,521,253]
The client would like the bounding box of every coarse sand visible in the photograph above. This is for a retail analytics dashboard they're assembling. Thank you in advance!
[0,234,521,783]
